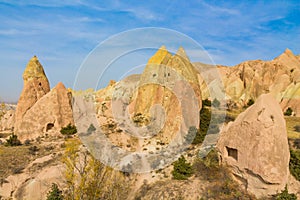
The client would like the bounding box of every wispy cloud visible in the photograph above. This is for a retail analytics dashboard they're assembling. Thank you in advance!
[0,0,299,101]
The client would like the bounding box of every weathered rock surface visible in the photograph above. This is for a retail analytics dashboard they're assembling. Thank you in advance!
[0,153,65,200]
[0,110,15,131]
[16,82,74,141]
[217,93,290,198]
[132,46,202,143]
[194,49,300,116]
[14,56,50,130]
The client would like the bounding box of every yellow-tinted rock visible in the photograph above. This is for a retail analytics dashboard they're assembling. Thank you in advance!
[133,46,202,143]
[15,56,50,132]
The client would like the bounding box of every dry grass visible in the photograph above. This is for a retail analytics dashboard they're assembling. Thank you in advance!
[285,116,300,139]
[0,140,60,182]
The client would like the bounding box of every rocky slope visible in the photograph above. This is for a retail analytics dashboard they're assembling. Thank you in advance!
[194,49,300,116]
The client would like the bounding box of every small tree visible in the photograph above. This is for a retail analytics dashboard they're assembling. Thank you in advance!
[284,107,293,116]
[60,124,77,135]
[212,98,220,108]
[5,133,22,146]
[47,183,64,200]
[172,156,193,180]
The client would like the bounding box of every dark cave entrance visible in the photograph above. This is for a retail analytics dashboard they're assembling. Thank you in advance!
[46,123,54,132]
[226,146,238,161]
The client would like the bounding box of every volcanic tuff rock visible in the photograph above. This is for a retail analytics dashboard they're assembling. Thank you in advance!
[14,56,50,132]
[194,49,300,116]
[132,46,202,143]
[0,110,15,131]
[217,93,290,198]
[16,82,74,141]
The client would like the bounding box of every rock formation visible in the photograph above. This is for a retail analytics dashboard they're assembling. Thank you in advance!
[131,46,202,143]
[194,49,300,116]
[0,110,15,131]
[14,56,50,133]
[217,93,290,198]
[16,82,74,141]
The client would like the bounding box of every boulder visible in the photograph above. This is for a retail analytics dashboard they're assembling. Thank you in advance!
[217,93,290,198]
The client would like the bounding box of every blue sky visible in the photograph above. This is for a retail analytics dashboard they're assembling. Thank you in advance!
[0,0,299,102]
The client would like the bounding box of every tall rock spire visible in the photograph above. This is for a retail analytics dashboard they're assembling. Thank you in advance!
[14,56,50,132]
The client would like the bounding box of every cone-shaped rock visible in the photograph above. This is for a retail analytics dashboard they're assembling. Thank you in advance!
[132,46,202,143]
[14,56,50,132]
[217,93,290,198]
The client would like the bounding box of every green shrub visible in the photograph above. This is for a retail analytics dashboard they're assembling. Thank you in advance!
[87,123,96,133]
[5,133,22,146]
[247,99,254,107]
[294,125,300,133]
[192,107,211,144]
[289,149,300,181]
[60,123,77,135]
[274,185,297,200]
[284,107,293,116]
[46,183,64,200]
[202,99,211,107]
[172,156,193,180]
[212,98,220,108]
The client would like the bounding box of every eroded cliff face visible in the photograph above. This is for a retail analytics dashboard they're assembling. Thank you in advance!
[132,46,202,143]
[217,93,290,198]
[194,49,300,116]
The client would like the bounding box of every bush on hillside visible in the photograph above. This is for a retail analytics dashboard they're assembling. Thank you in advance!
[273,185,297,200]
[284,107,293,116]
[289,149,300,181]
[247,99,255,107]
[46,183,64,200]
[192,107,211,144]
[172,156,193,180]
[60,123,77,135]
[294,125,300,133]
[5,133,22,146]
[202,99,211,107]
[212,98,220,108]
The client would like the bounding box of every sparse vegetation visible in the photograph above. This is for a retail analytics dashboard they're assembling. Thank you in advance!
[289,149,300,181]
[274,185,297,200]
[172,155,193,180]
[5,133,21,146]
[63,138,129,199]
[194,149,254,199]
[246,98,254,107]
[60,123,77,135]
[87,123,96,133]
[284,107,293,116]
[46,183,64,200]
[192,107,211,144]
[294,125,300,133]
[212,98,221,108]
[202,99,211,107]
